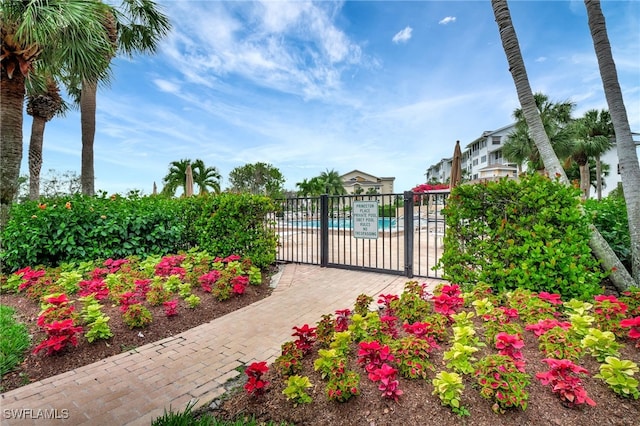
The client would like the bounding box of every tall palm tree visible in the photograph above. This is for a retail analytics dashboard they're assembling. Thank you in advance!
[1,0,113,225]
[26,74,67,200]
[191,159,221,195]
[503,93,576,171]
[570,109,613,200]
[585,0,640,284]
[318,169,346,195]
[491,0,634,291]
[79,0,171,196]
[296,178,323,197]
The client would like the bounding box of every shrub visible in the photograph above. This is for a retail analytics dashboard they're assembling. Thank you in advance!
[0,194,185,272]
[190,193,278,268]
[122,304,153,328]
[438,174,604,300]
[584,195,630,272]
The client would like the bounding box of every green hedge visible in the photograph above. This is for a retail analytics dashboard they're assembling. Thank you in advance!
[584,194,630,273]
[1,193,277,272]
[437,174,604,300]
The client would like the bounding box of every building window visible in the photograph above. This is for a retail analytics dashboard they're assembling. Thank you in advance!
[494,152,501,160]
[480,140,487,148]
[480,155,486,163]
[492,136,501,145]
[473,159,479,166]
[473,174,478,180]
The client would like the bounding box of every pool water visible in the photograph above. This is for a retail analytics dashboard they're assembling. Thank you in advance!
[292,217,398,230]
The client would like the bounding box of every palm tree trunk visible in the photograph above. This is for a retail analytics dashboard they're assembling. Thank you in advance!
[492,0,635,291]
[80,79,98,196]
[585,0,640,285]
[579,162,590,200]
[595,155,603,200]
[28,116,46,200]
[0,69,26,227]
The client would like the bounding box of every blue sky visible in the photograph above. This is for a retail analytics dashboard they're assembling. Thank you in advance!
[22,0,640,195]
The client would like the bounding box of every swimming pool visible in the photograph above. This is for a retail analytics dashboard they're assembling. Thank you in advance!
[291,217,398,231]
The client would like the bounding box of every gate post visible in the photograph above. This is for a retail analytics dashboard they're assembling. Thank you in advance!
[320,194,329,267]
[403,191,414,278]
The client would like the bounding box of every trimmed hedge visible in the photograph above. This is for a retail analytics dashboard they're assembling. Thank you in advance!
[437,174,604,300]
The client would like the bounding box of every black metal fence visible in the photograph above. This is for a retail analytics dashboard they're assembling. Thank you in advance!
[270,191,449,278]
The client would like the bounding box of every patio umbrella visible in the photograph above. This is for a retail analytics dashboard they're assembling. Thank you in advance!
[185,163,194,197]
[449,140,462,190]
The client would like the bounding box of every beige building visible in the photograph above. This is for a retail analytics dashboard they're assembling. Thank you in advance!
[340,170,395,195]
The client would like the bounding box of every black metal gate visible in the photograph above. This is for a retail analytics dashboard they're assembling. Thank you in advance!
[271,191,448,278]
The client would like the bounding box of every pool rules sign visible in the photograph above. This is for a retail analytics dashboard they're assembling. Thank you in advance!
[352,201,379,239]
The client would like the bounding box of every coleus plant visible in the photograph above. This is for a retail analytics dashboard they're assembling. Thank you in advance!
[163,299,179,317]
[334,308,352,332]
[432,370,469,417]
[620,316,640,348]
[494,332,525,372]
[32,319,83,356]
[357,340,395,373]
[594,356,640,399]
[368,363,403,401]
[244,361,269,396]
[593,295,628,338]
[474,354,530,413]
[535,358,596,408]
[292,324,317,354]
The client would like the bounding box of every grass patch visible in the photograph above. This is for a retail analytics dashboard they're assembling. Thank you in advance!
[151,400,290,425]
[0,305,31,376]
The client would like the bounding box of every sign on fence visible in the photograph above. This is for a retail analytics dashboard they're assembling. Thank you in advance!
[352,201,379,239]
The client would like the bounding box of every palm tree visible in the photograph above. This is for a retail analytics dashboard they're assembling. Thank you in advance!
[318,169,346,196]
[26,75,67,200]
[296,178,323,196]
[0,0,113,225]
[503,93,576,172]
[161,159,191,197]
[570,109,614,200]
[585,0,640,284]
[191,159,221,195]
[79,0,171,196]
[491,0,634,291]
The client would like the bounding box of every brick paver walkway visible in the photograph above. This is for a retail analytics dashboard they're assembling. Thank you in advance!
[1,264,444,425]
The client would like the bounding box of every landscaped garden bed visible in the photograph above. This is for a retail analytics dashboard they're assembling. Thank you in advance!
[0,250,274,393]
[208,282,640,426]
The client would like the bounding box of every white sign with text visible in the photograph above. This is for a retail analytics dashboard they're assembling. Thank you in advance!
[352,201,379,239]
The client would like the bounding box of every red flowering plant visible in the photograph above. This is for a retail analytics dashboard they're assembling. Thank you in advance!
[334,308,351,332]
[244,361,270,396]
[198,270,221,293]
[403,321,441,349]
[103,258,129,274]
[593,295,628,338]
[32,319,83,356]
[231,275,249,294]
[432,285,464,319]
[494,332,525,372]
[292,324,317,354]
[117,291,140,313]
[368,363,403,401]
[525,318,572,337]
[154,254,186,279]
[535,358,596,408]
[163,299,179,317]
[538,292,563,305]
[357,340,395,373]
[377,294,399,315]
[392,336,436,379]
[134,279,152,298]
[620,316,640,348]
[77,278,109,300]
[33,293,82,356]
[15,266,47,292]
[379,315,399,339]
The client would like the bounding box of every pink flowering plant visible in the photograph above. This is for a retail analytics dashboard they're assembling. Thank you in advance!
[535,358,596,408]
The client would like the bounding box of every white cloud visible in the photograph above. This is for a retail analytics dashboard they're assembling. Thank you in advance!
[535,56,547,62]
[439,16,456,25]
[153,79,181,94]
[392,26,413,44]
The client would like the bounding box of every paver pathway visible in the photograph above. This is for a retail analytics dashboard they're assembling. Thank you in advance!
[1,264,444,426]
